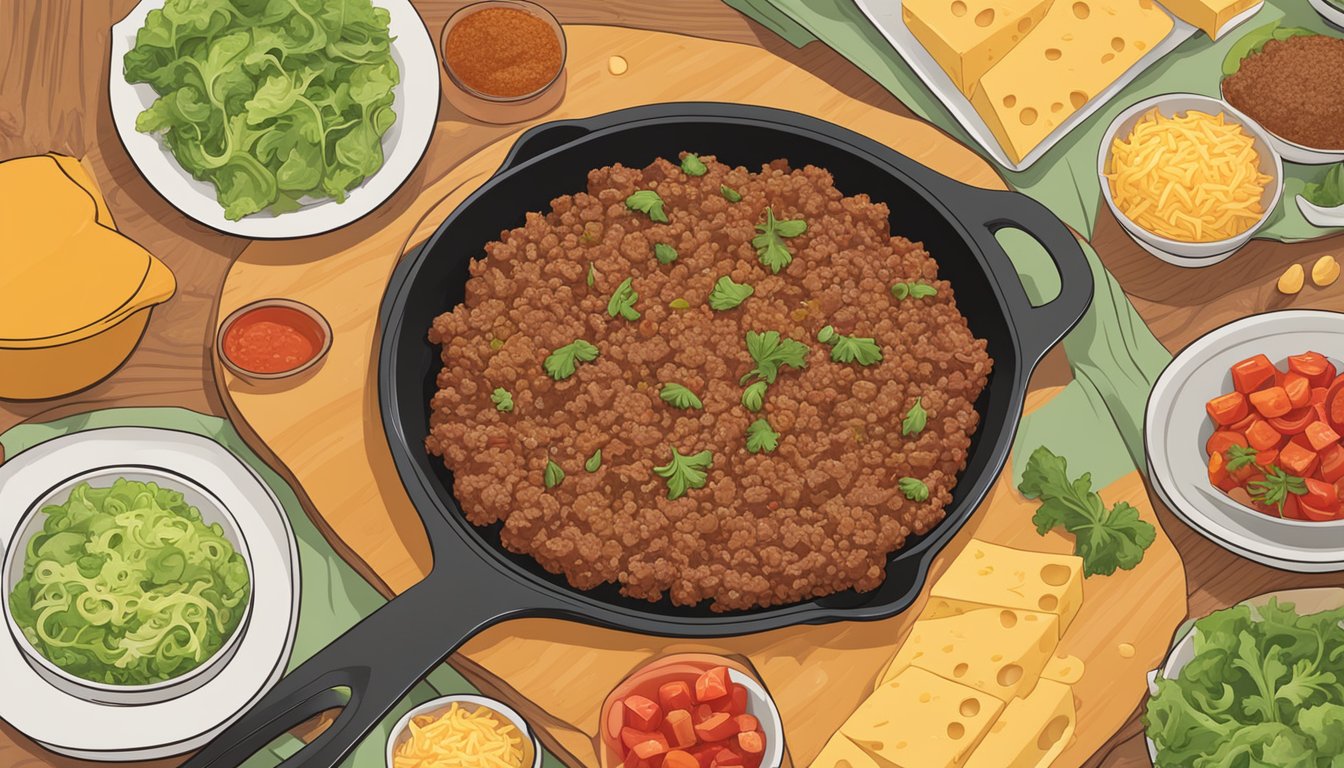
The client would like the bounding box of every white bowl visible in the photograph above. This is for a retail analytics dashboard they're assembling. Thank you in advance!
[1297,195,1344,229]
[387,694,543,768]
[1145,310,1344,572]
[731,668,786,768]
[1099,93,1283,266]
[1309,0,1344,29]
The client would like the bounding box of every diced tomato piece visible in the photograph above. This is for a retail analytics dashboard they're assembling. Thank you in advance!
[1233,354,1278,393]
[623,728,666,752]
[1320,444,1344,483]
[727,685,748,716]
[1269,407,1316,435]
[1206,430,1248,458]
[1280,441,1319,477]
[663,750,700,768]
[1209,452,1235,491]
[1304,478,1340,512]
[1253,448,1279,469]
[625,695,663,731]
[1306,422,1342,451]
[659,681,694,713]
[632,737,671,761]
[1250,387,1293,418]
[1246,420,1283,451]
[609,703,626,741]
[695,667,730,703]
[691,745,721,768]
[1289,352,1337,388]
[1230,454,1264,483]
[695,704,714,724]
[1229,412,1260,433]
[664,710,696,750]
[1326,381,1344,434]
[1207,392,1250,425]
[710,749,744,768]
[1313,387,1330,406]
[734,714,759,733]
[1284,374,1312,409]
[694,712,740,742]
[1299,499,1341,521]
[1281,495,1306,520]
[737,731,765,755]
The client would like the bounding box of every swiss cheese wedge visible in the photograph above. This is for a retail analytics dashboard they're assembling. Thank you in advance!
[1156,0,1258,38]
[963,678,1077,768]
[809,732,887,768]
[969,0,1174,162]
[878,607,1060,701]
[842,666,1003,768]
[902,0,1056,96]
[925,540,1084,631]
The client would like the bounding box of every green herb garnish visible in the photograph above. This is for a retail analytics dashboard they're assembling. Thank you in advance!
[607,277,640,321]
[660,383,703,410]
[681,154,707,177]
[1225,444,1259,471]
[708,276,754,310]
[902,398,927,436]
[898,477,929,502]
[746,419,780,453]
[544,458,565,489]
[891,281,938,300]
[585,449,602,472]
[543,339,599,380]
[740,330,809,385]
[1018,446,1157,577]
[586,262,596,287]
[626,189,669,223]
[1248,466,1308,515]
[752,207,807,274]
[669,298,690,310]
[1222,22,1315,77]
[741,381,767,412]
[653,447,713,500]
[491,387,514,412]
[720,184,742,203]
[654,243,678,264]
[817,325,882,366]
[1304,163,1344,208]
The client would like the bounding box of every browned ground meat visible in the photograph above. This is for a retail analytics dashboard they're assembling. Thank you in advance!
[426,154,992,612]
[1223,35,1344,151]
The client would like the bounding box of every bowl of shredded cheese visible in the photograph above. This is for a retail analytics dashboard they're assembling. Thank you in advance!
[1099,93,1282,266]
[387,694,540,768]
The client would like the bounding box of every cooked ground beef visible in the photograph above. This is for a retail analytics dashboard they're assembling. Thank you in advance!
[425,154,992,612]
[1223,35,1344,151]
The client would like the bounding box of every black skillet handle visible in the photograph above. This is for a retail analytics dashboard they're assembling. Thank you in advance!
[182,570,528,768]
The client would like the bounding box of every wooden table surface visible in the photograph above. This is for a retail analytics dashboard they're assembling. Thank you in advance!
[2,1,1343,766]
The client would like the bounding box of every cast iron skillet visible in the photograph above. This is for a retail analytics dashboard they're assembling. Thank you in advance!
[187,103,1093,768]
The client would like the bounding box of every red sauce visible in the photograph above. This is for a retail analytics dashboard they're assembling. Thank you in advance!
[222,306,324,375]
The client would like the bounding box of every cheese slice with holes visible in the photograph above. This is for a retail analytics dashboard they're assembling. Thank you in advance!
[963,678,1077,768]
[842,666,1004,768]
[1155,0,1258,37]
[878,607,1060,701]
[902,0,1057,96]
[809,732,886,768]
[969,0,1174,162]
[925,540,1085,631]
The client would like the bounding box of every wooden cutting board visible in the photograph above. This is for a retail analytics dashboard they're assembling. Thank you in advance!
[214,25,1188,767]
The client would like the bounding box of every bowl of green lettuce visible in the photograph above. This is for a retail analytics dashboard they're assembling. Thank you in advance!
[3,469,253,705]
[1144,588,1344,767]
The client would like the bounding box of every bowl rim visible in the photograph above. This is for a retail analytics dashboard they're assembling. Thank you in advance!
[438,0,568,104]
[1,464,257,694]
[1097,92,1284,253]
[1217,32,1344,156]
[385,693,543,768]
[216,298,333,381]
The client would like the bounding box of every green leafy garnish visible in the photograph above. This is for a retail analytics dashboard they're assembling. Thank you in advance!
[817,326,883,366]
[751,207,808,274]
[544,458,565,489]
[741,381,767,412]
[1248,466,1308,515]
[902,398,927,436]
[1222,22,1315,77]
[898,477,929,502]
[1304,163,1344,209]
[1225,444,1259,471]
[626,189,668,223]
[740,330,809,385]
[122,0,401,220]
[607,277,640,321]
[746,419,780,453]
[653,447,713,500]
[660,383,703,410]
[491,387,513,412]
[654,243,678,264]
[708,276,754,310]
[543,339,599,380]
[720,184,742,203]
[585,449,602,472]
[669,298,690,310]
[891,281,938,300]
[586,262,596,287]
[1018,446,1157,577]
[680,154,707,176]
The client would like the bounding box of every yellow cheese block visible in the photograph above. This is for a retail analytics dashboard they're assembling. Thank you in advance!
[969,0,1174,162]
[842,666,1004,768]
[963,679,1077,768]
[878,607,1060,701]
[925,540,1084,631]
[809,732,888,768]
[1155,0,1257,38]
[902,0,1056,96]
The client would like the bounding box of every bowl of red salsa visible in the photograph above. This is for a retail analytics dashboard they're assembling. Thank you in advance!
[217,299,331,380]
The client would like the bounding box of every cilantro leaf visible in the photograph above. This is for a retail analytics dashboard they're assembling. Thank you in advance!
[708,276,754,310]
[1226,444,1258,471]
[653,447,713,500]
[751,207,807,274]
[490,387,513,413]
[741,381,767,412]
[1249,466,1308,515]
[607,277,640,321]
[817,325,882,365]
[1304,163,1344,208]
[584,449,602,472]
[543,458,564,489]
[746,418,779,453]
[1018,446,1157,577]
[720,184,742,203]
[586,262,596,287]
[543,339,599,380]
[740,330,809,385]
[680,153,707,177]
[898,477,929,502]
[654,243,678,264]
[902,398,927,436]
[891,281,938,300]
[660,383,703,410]
[626,189,668,223]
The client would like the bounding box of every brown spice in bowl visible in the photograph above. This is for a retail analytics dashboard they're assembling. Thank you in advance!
[1223,35,1344,150]
[443,6,563,98]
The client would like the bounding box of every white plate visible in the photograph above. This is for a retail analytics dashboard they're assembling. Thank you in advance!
[0,427,300,760]
[108,0,439,239]
[853,0,1263,171]
[1145,310,1344,572]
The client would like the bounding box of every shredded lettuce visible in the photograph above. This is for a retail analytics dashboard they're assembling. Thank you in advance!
[7,479,251,686]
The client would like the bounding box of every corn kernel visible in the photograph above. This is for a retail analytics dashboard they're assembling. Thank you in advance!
[1311,255,1339,287]
[1278,264,1305,295]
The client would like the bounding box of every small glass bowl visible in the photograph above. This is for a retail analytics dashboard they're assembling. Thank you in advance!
[439,0,568,124]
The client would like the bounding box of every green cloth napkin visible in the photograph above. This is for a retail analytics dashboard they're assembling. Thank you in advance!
[723,0,1343,243]
[0,408,564,768]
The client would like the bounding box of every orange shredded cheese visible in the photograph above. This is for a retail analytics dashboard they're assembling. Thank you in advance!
[393,703,527,768]
[1106,108,1272,243]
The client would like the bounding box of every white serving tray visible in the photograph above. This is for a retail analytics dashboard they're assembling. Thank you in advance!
[854,0,1264,171]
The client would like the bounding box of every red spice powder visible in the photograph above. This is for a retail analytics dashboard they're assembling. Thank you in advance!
[223,307,321,374]
[443,7,562,98]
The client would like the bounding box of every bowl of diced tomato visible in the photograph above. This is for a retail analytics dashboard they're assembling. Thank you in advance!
[1147,310,1344,572]
[599,654,783,768]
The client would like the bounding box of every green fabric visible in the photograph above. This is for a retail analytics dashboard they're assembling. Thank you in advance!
[723,0,1344,243]
[0,408,563,768]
